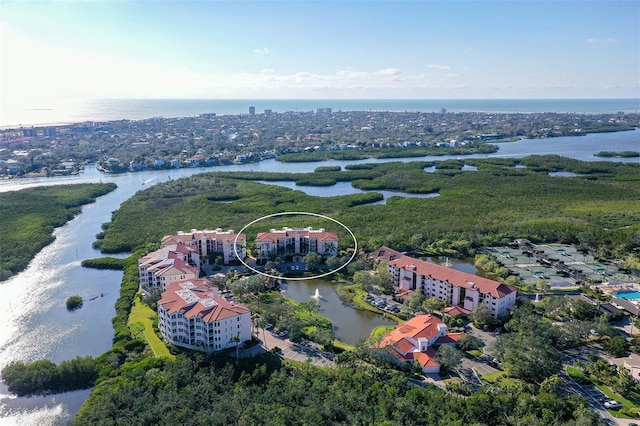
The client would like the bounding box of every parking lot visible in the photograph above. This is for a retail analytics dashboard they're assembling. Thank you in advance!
[365,294,401,314]
[249,327,335,368]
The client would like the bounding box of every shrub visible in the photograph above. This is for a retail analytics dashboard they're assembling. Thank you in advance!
[66,295,83,311]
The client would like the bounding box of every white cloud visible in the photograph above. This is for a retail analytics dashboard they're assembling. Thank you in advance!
[261,68,275,73]
[445,73,461,78]
[254,47,270,55]
[374,68,401,77]
[336,69,369,79]
[426,64,451,70]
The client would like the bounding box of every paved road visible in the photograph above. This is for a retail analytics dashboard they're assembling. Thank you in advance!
[560,345,633,426]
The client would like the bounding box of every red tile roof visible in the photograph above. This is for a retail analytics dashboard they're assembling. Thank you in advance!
[410,348,440,368]
[162,230,246,246]
[159,279,250,323]
[369,246,404,263]
[389,255,516,298]
[380,315,461,370]
[382,315,446,347]
[442,306,472,317]
[256,227,337,244]
[435,332,464,345]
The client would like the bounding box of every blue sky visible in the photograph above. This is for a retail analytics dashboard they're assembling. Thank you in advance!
[1,1,638,100]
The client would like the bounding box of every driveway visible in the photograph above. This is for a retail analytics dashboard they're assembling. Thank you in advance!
[247,327,334,367]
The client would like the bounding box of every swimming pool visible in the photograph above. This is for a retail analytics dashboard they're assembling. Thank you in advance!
[614,289,640,300]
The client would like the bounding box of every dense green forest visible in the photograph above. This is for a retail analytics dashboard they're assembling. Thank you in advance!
[0,183,116,281]
[276,142,499,162]
[1,356,97,396]
[95,156,640,262]
[70,354,600,426]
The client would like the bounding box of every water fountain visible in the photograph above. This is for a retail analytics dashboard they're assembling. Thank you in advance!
[534,293,540,303]
[443,257,452,267]
[311,288,321,299]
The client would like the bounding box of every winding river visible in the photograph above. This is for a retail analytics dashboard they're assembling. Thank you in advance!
[0,128,638,424]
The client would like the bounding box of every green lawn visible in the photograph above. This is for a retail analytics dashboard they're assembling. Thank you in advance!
[481,370,506,383]
[128,295,175,360]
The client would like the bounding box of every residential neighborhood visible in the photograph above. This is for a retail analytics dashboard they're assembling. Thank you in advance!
[132,226,640,425]
[1,109,637,177]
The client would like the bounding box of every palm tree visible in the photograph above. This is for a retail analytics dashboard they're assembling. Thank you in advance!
[257,317,268,350]
[230,334,241,359]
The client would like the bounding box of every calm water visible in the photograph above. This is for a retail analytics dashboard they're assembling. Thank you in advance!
[0,127,638,424]
[2,98,639,127]
[281,279,395,345]
[256,180,440,203]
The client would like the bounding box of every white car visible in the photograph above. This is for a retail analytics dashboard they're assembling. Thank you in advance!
[603,400,622,409]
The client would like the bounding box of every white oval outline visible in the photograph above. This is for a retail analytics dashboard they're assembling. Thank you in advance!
[233,211,357,281]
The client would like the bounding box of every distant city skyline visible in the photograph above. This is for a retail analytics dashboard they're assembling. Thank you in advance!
[1,1,639,103]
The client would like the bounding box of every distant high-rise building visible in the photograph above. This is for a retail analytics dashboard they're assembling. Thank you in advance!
[316,107,332,115]
[440,108,447,114]
[249,106,255,115]
[264,109,273,116]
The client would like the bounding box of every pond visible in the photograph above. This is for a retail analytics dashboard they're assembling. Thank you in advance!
[281,278,395,345]
[280,257,484,345]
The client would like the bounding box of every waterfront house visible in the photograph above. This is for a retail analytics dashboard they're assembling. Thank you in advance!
[157,278,252,352]
[256,227,338,263]
[387,255,517,318]
[380,314,462,374]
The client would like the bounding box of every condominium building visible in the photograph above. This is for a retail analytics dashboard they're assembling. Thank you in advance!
[157,278,252,352]
[387,255,517,318]
[138,245,199,292]
[256,227,338,262]
[161,228,246,265]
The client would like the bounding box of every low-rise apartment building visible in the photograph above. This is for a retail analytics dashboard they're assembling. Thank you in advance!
[387,255,517,318]
[256,227,338,262]
[157,278,252,352]
[162,228,246,266]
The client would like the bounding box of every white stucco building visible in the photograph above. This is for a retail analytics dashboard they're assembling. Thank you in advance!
[138,245,199,292]
[162,228,246,265]
[157,278,252,352]
[388,255,517,318]
[256,227,338,262]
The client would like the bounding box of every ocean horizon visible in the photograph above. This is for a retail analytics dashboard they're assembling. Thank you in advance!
[2,98,639,128]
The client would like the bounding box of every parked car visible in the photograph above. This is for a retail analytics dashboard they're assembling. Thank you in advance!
[604,400,622,409]
[278,330,289,337]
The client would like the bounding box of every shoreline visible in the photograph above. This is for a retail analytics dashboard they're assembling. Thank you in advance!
[2,98,639,130]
